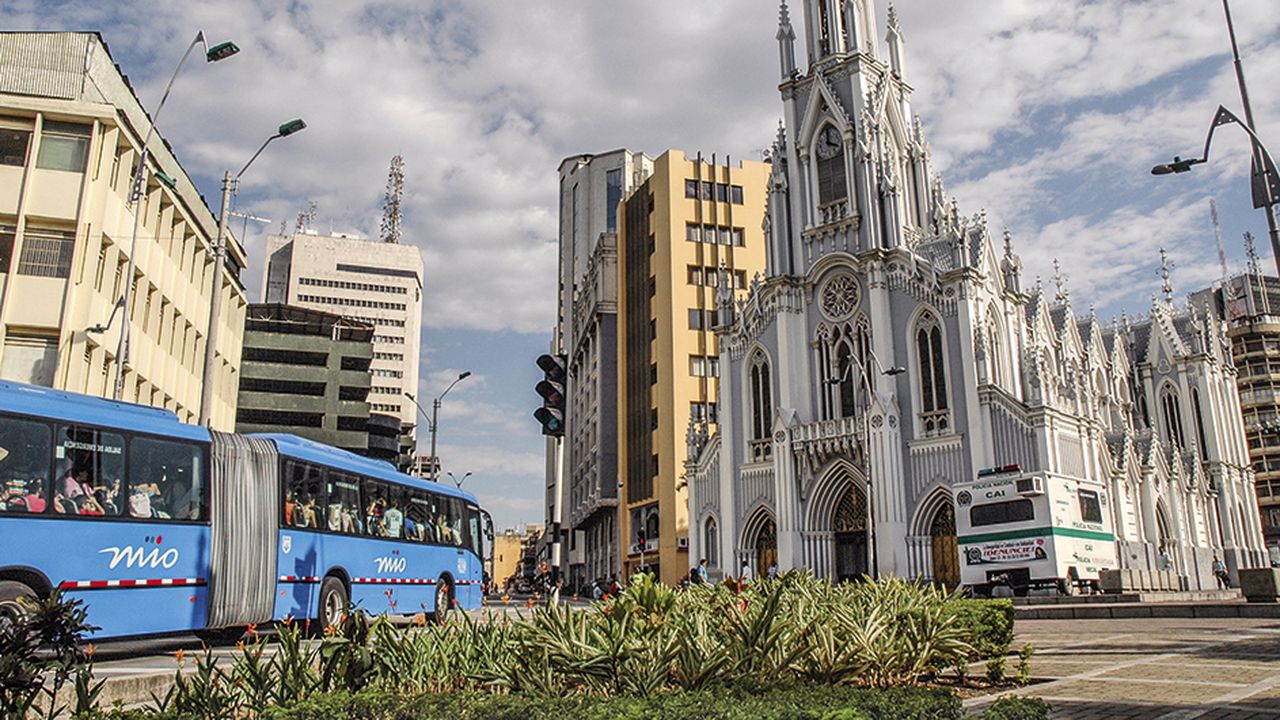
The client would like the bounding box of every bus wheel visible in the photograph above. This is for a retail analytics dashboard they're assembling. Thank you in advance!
[432,578,452,625]
[319,577,348,631]
[0,580,36,631]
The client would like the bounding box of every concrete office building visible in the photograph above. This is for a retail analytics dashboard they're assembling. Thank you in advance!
[1191,270,1280,565]
[554,149,652,591]
[615,150,770,585]
[0,33,247,427]
[235,303,375,456]
[263,231,424,464]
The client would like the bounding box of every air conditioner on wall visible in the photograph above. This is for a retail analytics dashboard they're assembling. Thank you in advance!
[677,537,689,549]
[1015,476,1045,496]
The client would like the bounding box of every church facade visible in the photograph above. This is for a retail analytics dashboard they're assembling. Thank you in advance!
[686,0,1268,592]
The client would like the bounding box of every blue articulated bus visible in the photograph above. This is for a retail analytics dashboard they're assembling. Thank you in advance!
[0,380,490,639]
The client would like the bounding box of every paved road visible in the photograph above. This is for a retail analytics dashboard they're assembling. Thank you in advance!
[966,617,1280,719]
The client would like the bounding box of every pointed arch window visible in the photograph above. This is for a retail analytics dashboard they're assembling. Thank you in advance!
[1191,387,1209,459]
[1160,385,1186,451]
[747,351,768,445]
[916,311,949,434]
[985,310,1004,388]
[815,125,848,205]
[818,317,870,420]
[703,516,719,568]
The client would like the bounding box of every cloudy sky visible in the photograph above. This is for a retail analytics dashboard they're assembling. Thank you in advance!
[12,1,1280,530]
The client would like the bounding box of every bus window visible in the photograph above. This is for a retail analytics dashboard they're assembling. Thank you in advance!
[327,471,362,534]
[130,437,205,521]
[969,499,1034,527]
[0,416,52,514]
[448,497,467,548]
[1078,489,1103,524]
[429,493,457,545]
[283,461,324,529]
[381,485,405,540]
[405,491,431,543]
[466,506,482,557]
[54,426,124,517]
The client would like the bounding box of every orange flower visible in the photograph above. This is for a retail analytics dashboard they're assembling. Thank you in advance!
[174,649,186,665]
[236,641,245,652]
[84,644,96,659]
[324,624,338,637]
[246,623,258,637]
[414,613,426,627]
[525,598,535,609]
[282,614,293,626]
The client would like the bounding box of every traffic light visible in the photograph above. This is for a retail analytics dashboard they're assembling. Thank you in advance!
[534,353,567,437]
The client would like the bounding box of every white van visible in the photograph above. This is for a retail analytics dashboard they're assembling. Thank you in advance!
[954,469,1117,595]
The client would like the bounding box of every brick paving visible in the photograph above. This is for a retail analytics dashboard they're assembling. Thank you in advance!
[964,617,1280,719]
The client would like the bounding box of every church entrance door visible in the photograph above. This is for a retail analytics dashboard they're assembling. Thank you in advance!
[929,501,959,588]
[833,484,869,582]
[755,517,777,577]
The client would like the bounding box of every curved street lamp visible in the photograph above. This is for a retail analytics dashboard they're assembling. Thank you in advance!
[197,119,308,426]
[825,352,905,580]
[113,31,239,399]
[405,370,471,481]
[1150,0,1280,275]
[446,471,473,490]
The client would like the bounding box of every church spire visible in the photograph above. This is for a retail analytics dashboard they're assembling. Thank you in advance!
[1052,258,1070,307]
[777,0,797,78]
[1158,247,1175,304]
[885,4,906,77]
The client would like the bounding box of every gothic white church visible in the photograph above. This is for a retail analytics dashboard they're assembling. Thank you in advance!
[686,0,1267,591]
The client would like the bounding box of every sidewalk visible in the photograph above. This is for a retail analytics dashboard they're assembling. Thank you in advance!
[965,617,1280,719]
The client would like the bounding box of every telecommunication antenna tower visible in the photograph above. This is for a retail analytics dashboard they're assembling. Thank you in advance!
[380,154,405,244]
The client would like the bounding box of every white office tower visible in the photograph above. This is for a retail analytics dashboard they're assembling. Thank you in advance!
[263,231,423,463]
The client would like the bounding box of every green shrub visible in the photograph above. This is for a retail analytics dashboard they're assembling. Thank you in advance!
[254,685,963,720]
[984,655,1006,685]
[947,598,1015,661]
[1015,644,1034,686]
[980,696,1051,720]
[0,589,100,718]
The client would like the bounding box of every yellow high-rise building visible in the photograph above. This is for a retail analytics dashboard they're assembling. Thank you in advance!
[616,150,769,585]
[0,33,247,428]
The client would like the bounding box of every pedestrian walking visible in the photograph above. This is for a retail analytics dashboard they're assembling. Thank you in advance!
[740,560,754,587]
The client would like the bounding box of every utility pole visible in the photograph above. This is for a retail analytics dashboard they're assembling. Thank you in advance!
[197,170,233,427]
[1223,0,1280,275]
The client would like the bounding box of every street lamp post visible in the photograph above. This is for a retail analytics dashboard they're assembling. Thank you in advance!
[1151,0,1280,275]
[113,31,239,400]
[197,119,307,427]
[826,353,905,580]
[405,371,471,481]
[446,472,473,490]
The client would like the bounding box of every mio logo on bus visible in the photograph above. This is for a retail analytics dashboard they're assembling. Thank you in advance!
[99,537,179,570]
[375,555,407,573]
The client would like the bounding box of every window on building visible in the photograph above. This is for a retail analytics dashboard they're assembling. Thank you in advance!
[703,516,719,566]
[1,333,57,387]
[0,226,13,273]
[731,185,744,204]
[0,129,30,167]
[1192,388,1209,459]
[606,168,622,233]
[16,227,76,278]
[36,122,91,172]
[1161,386,1186,450]
[815,125,848,204]
[686,223,700,242]
[916,312,949,414]
[750,351,773,440]
[684,179,698,199]
[687,266,702,286]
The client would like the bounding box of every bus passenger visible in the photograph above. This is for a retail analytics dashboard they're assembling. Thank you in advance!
[130,482,161,518]
[24,485,46,513]
[436,514,453,543]
[299,495,318,528]
[284,489,296,525]
[383,503,403,538]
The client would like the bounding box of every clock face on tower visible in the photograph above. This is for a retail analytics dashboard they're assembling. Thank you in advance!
[816,126,843,159]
